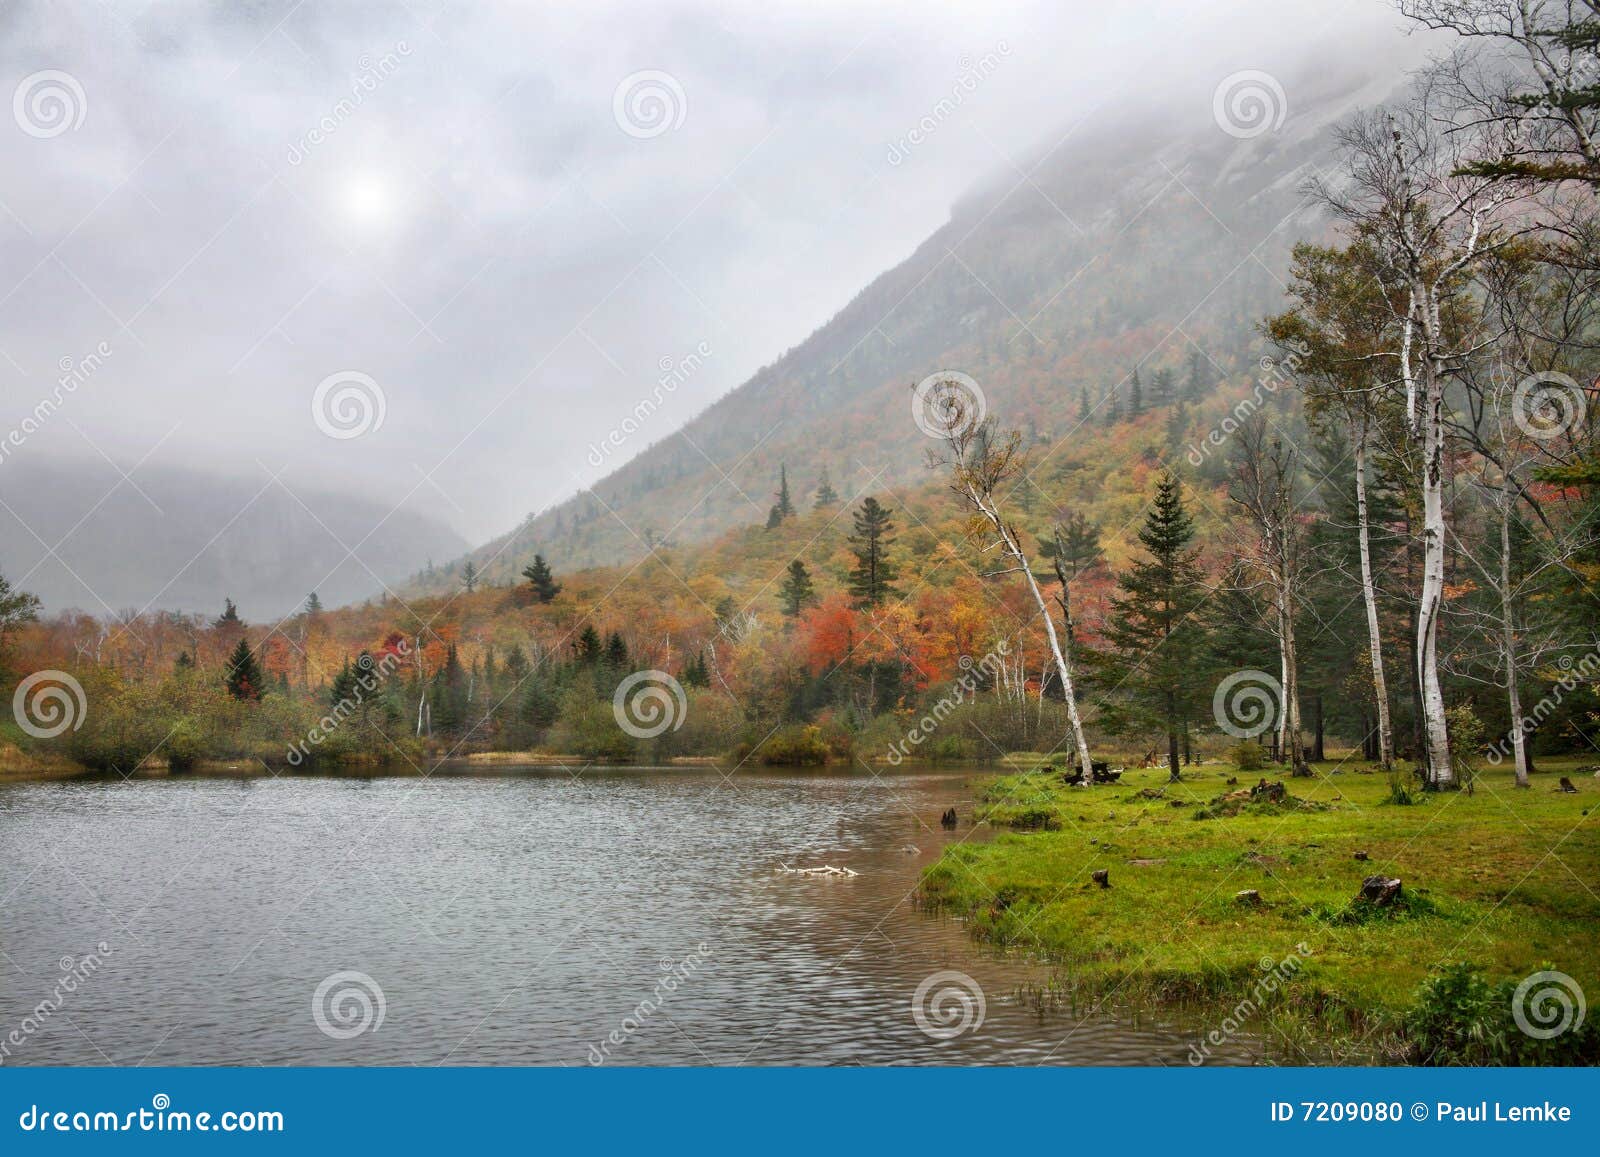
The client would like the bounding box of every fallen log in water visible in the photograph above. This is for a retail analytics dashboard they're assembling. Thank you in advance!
[777,863,859,878]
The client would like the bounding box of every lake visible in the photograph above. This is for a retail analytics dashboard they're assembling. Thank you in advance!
[0,764,1268,1065]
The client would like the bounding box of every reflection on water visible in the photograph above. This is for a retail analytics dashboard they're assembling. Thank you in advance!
[0,764,1272,1065]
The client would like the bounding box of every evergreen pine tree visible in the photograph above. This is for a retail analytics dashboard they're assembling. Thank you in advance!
[605,631,629,670]
[215,598,242,629]
[329,657,359,706]
[847,497,899,608]
[1127,370,1143,416]
[1078,387,1091,423]
[502,644,530,685]
[431,644,467,733]
[1185,350,1207,400]
[1150,368,1173,407]
[462,561,479,593]
[575,625,603,664]
[1166,400,1191,453]
[681,650,711,688]
[224,636,263,701]
[813,466,838,509]
[304,591,323,617]
[1041,511,1103,578]
[777,464,794,517]
[522,555,562,602]
[1107,473,1209,781]
[766,464,795,528]
[521,673,560,730]
[779,559,817,617]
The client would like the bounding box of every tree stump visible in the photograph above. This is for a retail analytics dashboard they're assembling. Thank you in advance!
[1235,888,1262,906]
[1250,779,1287,803]
[1558,777,1578,794]
[1353,850,1369,861]
[1091,869,1110,889]
[939,807,957,828]
[1358,875,1402,906]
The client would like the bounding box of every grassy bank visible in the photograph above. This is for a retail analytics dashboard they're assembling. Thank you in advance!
[919,754,1600,1062]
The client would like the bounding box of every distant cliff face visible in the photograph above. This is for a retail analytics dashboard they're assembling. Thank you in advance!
[407,66,1401,595]
[0,459,468,617]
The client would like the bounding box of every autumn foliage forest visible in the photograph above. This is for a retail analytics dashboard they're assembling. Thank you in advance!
[4,3,1600,788]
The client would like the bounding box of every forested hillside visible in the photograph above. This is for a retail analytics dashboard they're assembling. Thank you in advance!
[416,68,1396,590]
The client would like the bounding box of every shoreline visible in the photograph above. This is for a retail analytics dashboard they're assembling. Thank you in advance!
[916,757,1599,1065]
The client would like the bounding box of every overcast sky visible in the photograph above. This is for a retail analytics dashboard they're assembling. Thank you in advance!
[0,0,1426,542]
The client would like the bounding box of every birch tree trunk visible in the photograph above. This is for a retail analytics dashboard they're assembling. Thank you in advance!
[1278,577,1308,774]
[1415,343,1456,787]
[1499,479,1530,787]
[1352,421,1396,770]
[964,483,1094,777]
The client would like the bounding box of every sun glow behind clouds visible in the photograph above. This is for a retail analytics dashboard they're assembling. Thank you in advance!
[339,172,399,229]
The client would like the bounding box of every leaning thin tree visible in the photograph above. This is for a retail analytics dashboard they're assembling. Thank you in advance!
[925,383,1096,778]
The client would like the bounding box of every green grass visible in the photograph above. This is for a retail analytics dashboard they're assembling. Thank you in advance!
[919,754,1600,1062]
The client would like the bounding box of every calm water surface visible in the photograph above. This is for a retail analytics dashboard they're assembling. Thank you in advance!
[0,764,1270,1065]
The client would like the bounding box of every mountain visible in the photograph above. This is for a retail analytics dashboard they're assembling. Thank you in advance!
[414,62,1407,594]
[0,459,468,618]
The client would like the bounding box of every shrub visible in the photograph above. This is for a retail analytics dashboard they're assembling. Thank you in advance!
[757,724,829,765]
[1230,739,1267,771]
[1384,770,1416,806]
[1405,962,1600,1065]
[548,695,638,761]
